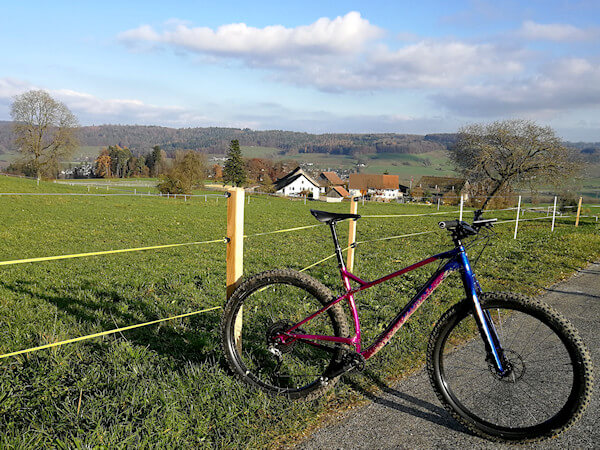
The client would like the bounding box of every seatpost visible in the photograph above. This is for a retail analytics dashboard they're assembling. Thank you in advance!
[329,222,346,269]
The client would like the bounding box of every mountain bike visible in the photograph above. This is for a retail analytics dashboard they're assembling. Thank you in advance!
[221,209,593,442]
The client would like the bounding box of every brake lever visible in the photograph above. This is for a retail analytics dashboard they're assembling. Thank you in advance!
[473,218,497,229]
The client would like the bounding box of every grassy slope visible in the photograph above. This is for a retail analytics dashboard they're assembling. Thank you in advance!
[240,146,280,158]
[362,151,456,179]
[0,146,104,167]
[0,175,599,447]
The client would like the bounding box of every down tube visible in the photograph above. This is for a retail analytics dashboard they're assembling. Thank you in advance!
[361,260,459,360]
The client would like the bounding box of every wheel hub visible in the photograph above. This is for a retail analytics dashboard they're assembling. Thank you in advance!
[489,349,525,382]
[267,321,301,354]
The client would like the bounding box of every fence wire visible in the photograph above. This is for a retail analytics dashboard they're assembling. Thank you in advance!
[0,306,222,360]
[1,184,596,361]
[0,238,227,267]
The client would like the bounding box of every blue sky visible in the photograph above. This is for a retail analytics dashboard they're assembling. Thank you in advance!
[1,0,599,140]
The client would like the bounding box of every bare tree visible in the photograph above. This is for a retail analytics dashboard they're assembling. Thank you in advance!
[450,119,578,210]
[11,90,79,179]
[157,151,207,194]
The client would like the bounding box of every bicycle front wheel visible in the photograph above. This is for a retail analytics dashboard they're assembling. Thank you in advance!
[221,269,349,400]
[427,292,593,442]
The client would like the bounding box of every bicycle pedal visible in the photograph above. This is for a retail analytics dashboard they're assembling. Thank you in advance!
[343,351,366,372]
[325,352,366,379]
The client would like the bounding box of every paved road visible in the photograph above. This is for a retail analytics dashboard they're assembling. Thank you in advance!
[298,262,600,449]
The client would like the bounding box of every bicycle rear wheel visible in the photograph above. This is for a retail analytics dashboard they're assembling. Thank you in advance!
[221,269,349,400]
[427,292,593,442]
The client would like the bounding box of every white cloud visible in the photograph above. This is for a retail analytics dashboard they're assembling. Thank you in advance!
[358,41,524,89]
[119,25,161,43]
[0,78,35,103]
[0,78,211,126]
[433,58,600,117]
[119,14,531,93]
[119,11,383,64]
[518,20,599,42]
[261,40,526,94]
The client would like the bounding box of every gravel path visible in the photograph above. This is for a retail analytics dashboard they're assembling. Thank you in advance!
[298,262,600,449]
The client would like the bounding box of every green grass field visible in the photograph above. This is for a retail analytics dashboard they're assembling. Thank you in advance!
[1,175,599,447]
[274,150,456,183]
[0,146,104,167]
[240,146,280,159]
[363,151,455,180]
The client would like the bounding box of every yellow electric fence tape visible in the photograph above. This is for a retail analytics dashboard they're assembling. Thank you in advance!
[0,306,222,359]
[0,238,226,267]
[0,224,322,267]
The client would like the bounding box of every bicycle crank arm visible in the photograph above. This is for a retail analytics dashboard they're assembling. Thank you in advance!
[324,351,366,379]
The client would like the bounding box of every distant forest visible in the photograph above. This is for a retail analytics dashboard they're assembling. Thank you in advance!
[0,121,598,159]
[0,121,456,157]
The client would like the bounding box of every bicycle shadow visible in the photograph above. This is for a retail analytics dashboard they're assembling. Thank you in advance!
[544,287,600,301]
[343,369,476,437]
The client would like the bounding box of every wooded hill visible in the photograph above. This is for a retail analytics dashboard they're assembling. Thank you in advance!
[0,121,455,157]
[1,121,597,160]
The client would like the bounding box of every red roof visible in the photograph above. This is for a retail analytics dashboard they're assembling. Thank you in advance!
[319,171,344,186]
[328,186,350,197]
[349,174,399,190]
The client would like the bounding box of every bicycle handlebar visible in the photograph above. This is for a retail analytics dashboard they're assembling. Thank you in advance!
[438,215,497,238]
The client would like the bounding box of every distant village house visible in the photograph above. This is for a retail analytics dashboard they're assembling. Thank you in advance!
[325,185,350,203]
[415,176,469,203]
[318,171,346,194]
[348,174,403,201]
[274,167,320,199]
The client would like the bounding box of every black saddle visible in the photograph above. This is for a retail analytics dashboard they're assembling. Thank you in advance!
[310,209,361,224]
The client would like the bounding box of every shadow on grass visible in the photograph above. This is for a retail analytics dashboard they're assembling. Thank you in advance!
[342,369,474,437]
[0,279,224,367]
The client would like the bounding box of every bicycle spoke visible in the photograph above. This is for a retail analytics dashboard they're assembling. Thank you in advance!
[430,295,589,439]
[521,329,559,359]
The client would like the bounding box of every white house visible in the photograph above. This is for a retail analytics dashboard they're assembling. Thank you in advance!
[274,167,320,199]
[348,174,401,201]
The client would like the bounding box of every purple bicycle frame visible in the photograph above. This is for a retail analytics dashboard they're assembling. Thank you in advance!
[281,247,462,360]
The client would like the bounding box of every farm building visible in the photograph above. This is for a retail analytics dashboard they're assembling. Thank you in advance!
[325,186,350,202]
[416,176,469,202]
[318,171,346,194]
[348,174,402,201]
[274,167,321,199]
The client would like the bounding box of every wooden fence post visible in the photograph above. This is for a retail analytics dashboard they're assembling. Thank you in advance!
[227,188,245,350]
[459,194,464,222]
[575,197,583,227]
[347,197,359,272]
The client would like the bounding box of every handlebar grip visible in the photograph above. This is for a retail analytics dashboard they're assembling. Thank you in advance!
[439,220,459,229]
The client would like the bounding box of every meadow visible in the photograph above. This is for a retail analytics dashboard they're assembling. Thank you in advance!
[1,175,599,448]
